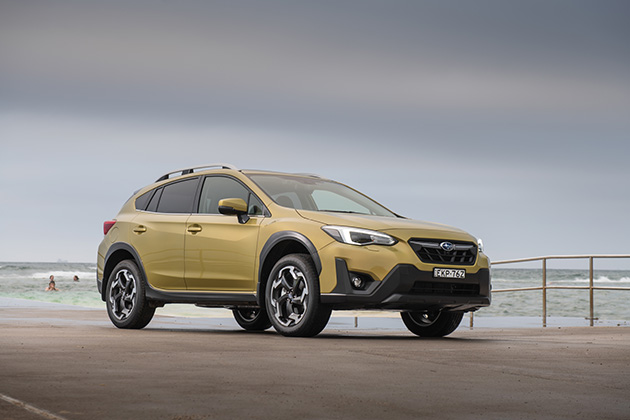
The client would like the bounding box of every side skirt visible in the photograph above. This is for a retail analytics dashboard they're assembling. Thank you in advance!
[145,286,258,308]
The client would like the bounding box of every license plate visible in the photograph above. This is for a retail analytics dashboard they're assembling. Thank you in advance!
[433,268,466,279]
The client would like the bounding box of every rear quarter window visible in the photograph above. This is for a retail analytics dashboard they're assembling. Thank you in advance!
[135,190,154,210]
[146,188,163,212]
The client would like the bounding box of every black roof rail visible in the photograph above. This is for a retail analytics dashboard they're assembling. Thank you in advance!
[156,163,239,182]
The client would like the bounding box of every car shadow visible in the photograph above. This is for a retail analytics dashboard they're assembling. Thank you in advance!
[137,325,497,342]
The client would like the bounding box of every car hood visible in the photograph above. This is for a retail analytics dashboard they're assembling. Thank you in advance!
[296,209,475,242]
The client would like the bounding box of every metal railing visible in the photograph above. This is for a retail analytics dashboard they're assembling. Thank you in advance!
[470,254,630,328]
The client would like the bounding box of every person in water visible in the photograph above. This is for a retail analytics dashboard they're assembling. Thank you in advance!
[73,275,80,282]
[45,279,59,292]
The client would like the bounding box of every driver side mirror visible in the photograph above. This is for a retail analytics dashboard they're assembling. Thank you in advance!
[218,198,250,224]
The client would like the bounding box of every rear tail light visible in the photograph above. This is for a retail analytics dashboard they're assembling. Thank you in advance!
[103,220,116,235]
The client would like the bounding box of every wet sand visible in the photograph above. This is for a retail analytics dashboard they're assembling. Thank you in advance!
[1,299,629,420]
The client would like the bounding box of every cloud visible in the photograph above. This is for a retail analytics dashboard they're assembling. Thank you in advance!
[2,1,629,123]
[0,0,629,263]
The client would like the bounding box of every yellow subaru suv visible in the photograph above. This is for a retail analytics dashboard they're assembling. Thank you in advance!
[97,164,490,337]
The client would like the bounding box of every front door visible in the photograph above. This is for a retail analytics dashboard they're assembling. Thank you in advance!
[184,176,265,291]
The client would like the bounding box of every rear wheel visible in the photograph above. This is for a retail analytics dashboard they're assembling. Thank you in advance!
[265,254,331,337]
[106,260,155,329]
[401,310,463,337]
[232,307,272,331]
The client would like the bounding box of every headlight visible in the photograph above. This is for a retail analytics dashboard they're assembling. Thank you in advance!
[477,238,484,253]
[322,226,398,246]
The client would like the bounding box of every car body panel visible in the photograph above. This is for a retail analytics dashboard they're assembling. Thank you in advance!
[185,213,262,291]
[129,211,189,290]
[296,209,467,236]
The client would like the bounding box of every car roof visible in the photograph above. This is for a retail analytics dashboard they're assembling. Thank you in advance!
[154,164,327,184]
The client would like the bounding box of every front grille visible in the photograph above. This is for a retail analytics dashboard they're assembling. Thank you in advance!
[409,238,477,265]
[411,281,480,296]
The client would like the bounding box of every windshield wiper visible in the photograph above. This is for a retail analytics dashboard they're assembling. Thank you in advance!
[319,209,369,215]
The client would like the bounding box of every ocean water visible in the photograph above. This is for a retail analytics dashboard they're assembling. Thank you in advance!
[0,262,100,308]
[0,262,221,318]
[1,262,629,321]
[484,268,630,321]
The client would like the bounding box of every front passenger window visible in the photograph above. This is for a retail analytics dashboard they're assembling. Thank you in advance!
[199,176,263,216]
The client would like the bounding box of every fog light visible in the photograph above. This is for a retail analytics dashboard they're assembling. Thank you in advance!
[351,275,364,289]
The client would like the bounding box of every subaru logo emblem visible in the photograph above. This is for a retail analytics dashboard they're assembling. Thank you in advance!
[440,241,454,252]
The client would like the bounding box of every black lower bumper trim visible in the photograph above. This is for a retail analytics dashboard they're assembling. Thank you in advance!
[321,259,491,311]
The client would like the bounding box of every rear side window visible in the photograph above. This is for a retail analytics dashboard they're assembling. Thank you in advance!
[155,178,198,213]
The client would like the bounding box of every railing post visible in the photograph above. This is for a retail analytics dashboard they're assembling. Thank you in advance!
[589,257,594,326]
[542,258,547,328]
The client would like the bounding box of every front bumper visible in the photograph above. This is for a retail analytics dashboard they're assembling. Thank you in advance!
[320,258,491,311]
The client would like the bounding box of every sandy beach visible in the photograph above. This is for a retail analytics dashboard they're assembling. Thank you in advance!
[1,297,629,420]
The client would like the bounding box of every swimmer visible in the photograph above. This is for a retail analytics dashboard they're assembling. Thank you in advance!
[45,279,59,292]
[73,275,80,282]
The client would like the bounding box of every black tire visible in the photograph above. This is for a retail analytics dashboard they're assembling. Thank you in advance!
[105,260,155,329]
[401,310,463,337]
[265,254,331,337]
[232,307,272,331]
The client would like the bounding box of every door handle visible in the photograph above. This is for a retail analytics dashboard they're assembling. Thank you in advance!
[187,224,202,233]
[133,225,147,234]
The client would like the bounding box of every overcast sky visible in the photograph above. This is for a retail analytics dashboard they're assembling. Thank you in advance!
[1,0,629,269]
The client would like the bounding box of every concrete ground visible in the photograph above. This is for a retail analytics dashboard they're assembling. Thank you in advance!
[1,301,629,420]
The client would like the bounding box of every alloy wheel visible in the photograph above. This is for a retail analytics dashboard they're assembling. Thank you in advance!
[108,269,137,321]
[269,265,309,327]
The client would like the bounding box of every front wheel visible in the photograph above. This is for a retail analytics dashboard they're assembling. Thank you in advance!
[105,260,155,329]
[401,310,463,337]
[265,254,331,337]
[232,307,272,331]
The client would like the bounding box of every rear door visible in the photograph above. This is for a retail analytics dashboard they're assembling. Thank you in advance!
[131,177,199,290]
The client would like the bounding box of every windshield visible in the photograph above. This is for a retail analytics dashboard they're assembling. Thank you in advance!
[248,174,397,217]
